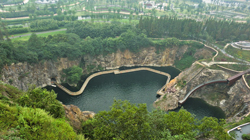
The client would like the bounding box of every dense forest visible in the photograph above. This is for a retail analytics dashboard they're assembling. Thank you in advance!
[0,21,204,71]
[2,16,250,71]
[137,16,250,42]
[1,17,250,71]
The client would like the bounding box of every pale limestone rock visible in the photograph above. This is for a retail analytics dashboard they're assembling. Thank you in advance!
[63,104,95,131]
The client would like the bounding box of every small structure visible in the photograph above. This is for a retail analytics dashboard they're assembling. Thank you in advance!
[231,41,250,50]
[35,0,58,4]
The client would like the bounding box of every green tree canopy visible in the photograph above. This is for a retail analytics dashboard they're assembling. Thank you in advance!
[82,100,232,140]
[17,87,65,118]
[62,65,83,85]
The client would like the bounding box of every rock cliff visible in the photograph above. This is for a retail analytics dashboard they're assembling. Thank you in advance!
[1,58,80,91]
[1,46,211,91]
[63,104,95,131]
[154,64,250,119]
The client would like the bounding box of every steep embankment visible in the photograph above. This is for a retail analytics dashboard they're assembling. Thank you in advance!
[1,58,80,91]
[1,46,213,91]
[154,64,250,118]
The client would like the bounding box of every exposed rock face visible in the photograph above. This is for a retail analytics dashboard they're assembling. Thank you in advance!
[83,47,179,70]
[154,64,250,118]
[1,58,80,91]
[154,77,179,111]
[2,46,211,91]
[63,104,95,131]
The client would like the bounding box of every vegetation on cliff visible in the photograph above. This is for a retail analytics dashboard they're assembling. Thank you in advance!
[0,21,204,71]
[62,65,83,85]
[0,83,84,139]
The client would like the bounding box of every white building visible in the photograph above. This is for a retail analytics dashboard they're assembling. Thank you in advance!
[35,0,58,4]
[203,0,212,4]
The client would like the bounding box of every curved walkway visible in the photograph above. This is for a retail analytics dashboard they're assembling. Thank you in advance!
[55,67,171,96]
[227,122,250,140]
[231,43,250,51]
[202,62,250,67]
[178,79,228,104]
[198,38,250,64]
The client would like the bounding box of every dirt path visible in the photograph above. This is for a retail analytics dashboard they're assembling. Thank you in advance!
[223,43,230,50]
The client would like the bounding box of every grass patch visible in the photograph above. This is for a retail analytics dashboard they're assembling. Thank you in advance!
[218,64,250,71]
[224,115,250,130]
[206,92,223,101]
[246,75,250,87]
[214,43,226,50]
[214,51,241,62]
[174,55,196,70]
[176,79,186,88]
[226,46,250,62]
[11,30,66,41]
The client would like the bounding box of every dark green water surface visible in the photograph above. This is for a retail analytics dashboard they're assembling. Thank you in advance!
[47,66,225,119]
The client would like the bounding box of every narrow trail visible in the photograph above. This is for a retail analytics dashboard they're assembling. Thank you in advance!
[201,61,250,67]
[55,67,171,96]
[223,43,230,50]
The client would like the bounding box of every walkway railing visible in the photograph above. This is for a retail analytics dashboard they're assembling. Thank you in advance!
[178,79,228,104]
[55,67,171,96]
[227,122,250,140]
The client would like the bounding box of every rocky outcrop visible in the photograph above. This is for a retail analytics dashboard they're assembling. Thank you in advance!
[83,47,179,70]
[63,104,95,131]
[154,64,250,118]
[1,58,80,91]
[154,77,179,111]
[1,46,212,91]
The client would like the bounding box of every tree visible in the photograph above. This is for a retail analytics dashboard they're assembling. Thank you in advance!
[82,100,232,140]
[62,65,83,84]
[17,87,65,118]
[18,4,21,11]
[64,11,67,15]
[151,8,156,17]
[82,100,153,139]
[198,117,232,140]
[57,9,62,15]
[29,14,32,19]
[33,14,37,19]
[164,108,198,138]
[28,33,42,50]
[72,10,76,15]
[0,100,77,139]
[0,22,9,40]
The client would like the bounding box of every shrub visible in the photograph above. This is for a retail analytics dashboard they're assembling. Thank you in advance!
[17,88,65,118]
[242,134,250,140]
[0,102,77,140]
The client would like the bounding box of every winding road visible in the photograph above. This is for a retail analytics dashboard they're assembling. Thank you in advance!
[201,61,250,67]
[198,38,250,64]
